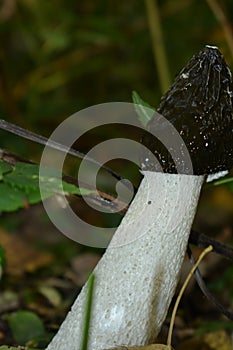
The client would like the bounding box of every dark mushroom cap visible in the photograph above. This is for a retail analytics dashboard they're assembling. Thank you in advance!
[142,46,233,175]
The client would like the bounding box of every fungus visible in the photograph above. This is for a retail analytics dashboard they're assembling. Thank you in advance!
[46,46,233,350]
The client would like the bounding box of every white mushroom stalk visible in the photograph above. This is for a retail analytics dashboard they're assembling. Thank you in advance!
[46,172,204,350]
[46,46,233,349]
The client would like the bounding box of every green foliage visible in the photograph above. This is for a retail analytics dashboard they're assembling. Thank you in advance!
[213,175,233,192]
[208,263,233,301]
[8,311,46,345]
[0,160,12,180]
[0,160,92,213]
[132,90,155,127]
[195,320,233,335]
[2,0,232,157]
[0,183,26,212]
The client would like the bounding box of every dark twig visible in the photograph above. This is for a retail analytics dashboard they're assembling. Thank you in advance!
[0,119,125,186]
[0,148,127,214]
[189,230,233,261]
[187,245,233,320]
[0,148,34,165]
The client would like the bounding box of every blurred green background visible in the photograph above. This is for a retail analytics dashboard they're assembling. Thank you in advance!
[1,0,233,160]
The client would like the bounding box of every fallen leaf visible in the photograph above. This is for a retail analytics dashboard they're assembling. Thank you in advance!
[0,291,19,313]
[0,229,53,276]
[176,330,232,350]
[8,310,45,345]
[203,330,232,350]
[37,285,62,307]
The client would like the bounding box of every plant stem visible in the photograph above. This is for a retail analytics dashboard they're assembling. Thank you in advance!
[81,273,95,350]
[145,0,171,93]
[167,245,213,347]
[206,0,233,61]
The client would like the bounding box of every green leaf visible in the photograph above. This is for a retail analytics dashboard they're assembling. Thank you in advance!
[38,286,61,307]
[0,182,51,213]
[0,161,94,213]
[0,160,12,180]
[4,163,42,192]
[39,164,94,195]
[213,176,233,186]
[0,183,26,212]
[6,163,92,196]
[8,311,46,345]
[132,90,155,127]
[62,181,93,195]
[26,188,50,204]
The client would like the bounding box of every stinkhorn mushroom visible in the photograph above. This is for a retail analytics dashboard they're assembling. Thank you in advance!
[46,46,233,350]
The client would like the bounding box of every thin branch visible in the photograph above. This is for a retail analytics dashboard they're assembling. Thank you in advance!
[145,0,171,93]
[0,148,127,214]
[206,0,233,61]
[0,119,126,187]
[189,230,233,261]
[0,148,33,166]
[187,245,233,321]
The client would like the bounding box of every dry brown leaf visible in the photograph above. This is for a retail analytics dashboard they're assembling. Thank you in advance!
[0,228,53,276]
[176,330,232,350]
[203,330,232,350]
